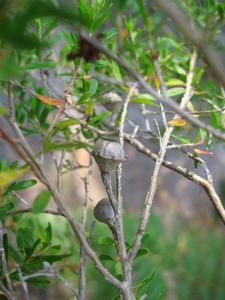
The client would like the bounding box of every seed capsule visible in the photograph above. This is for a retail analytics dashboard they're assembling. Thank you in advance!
[93,140,126,173]
[94,198,115,230]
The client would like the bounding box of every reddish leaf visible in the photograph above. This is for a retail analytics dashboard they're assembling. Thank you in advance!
[193,148,213,155]
[35,94,64,107]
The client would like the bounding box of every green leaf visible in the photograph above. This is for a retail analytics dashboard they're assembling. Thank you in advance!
[17,227,35,250]
[44,223,52,247]
[132,94,158,106]
[43,140,92,152]
[171,134,190,144]
[0,56,20,79]
[200,129,207,141]
[11,179,37,191]
[55,119,79,129]
[217,4,224,22]
[98,236,115,246]
[8,244,23,263]
[211,111,218,128]
[112,61,122,81]
[16,231,24,252]
[0,160,7,171]
[3,233,8,263]
[89,112,112,125]
[167,87,185,97]
[136,270,155,290]
[37,253,71,263]
[25,239,41,259]
[135,247,149,259]
[112,294,120,300]
[99,254,116,262]
[114,261,122,275]
[9,161,18,170]
[136,0,149,28]
[165,79,185,86]
[141,232,150,245]
[89,79,98,96]
[195,68,205,84]
[23,61,57,70]
[32,191,51,214]
[0,106,8,115]
[0,202,14,220]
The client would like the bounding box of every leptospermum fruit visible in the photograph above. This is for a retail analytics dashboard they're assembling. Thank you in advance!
[93,140,127,214]
[94,198,117,240]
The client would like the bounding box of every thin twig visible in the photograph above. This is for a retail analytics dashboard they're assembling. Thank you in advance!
[64,63,79,105]
[21,269,79,300]
[127,127,173,264]
[128,48,199,264]
[116,86,136,297]
[79,157,93,300]
[7,208,66,218]
[15,264,30,300]
[0,191,15,300]
[149,41,168,129]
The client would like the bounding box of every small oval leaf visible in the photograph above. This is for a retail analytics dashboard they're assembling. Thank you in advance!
[168,118,187,127]
[32,191,51,214]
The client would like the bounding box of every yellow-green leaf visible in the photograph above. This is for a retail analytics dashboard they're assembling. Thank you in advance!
[165,79,185,86]
[0,106,8,115]
[0,168,29,188]
[168,118,187,127]
[153,74,160,90]
[187,102,195,113]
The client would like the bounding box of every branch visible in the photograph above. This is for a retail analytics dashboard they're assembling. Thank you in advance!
[79,157,93,300]
[79,31,225,142]
[127,47,212,263]
[127,127,173,264]
[7,208,66,218]
[20,265,79,300]
[15,264,30,300]
[0,190,15,300]
[116,86,136,294]
[124,133,225,224]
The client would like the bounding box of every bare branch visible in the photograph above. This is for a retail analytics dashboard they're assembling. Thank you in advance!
[116,86,136,297]
[7,208,66,218]
[64,63,79,105]
[124,133,225,224]
[127,127,173,264]
[21,265,79,300]
[128,48,205,263]
[79,157,93,300]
